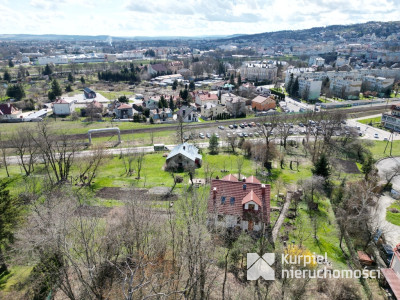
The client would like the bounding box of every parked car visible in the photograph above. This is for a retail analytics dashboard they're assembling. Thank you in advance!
[374,133,379,138]
[229,125,234,129]
[233,124,238,129]
[248,132,253,137]
[199,133,205,139]
[384,137,389,141]
[206,133,211,138]
[215,133,220,138]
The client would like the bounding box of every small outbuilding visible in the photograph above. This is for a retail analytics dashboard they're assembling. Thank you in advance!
[166,143,202,171]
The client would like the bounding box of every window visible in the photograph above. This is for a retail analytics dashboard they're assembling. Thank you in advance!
[221,196,226,204]
[230,197,235,205]
[248,204,255,210]
[218,215,224,221]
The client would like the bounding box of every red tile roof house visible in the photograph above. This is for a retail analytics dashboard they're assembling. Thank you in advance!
[194,91,219,106]
[207,174,271,232]
[382,243,400,299]
[0,103,22,120]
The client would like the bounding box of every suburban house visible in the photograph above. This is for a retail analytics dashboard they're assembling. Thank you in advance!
[251,95,276,111]
[114,103,136,119]
[177,106,198,122]
[382,243,400,299]
[165,143,202,171]
[150,108,173,122]
[83,87,96,99]
[225,97,246,118]
[194,91,219,106]
[207,174,271,232]
[148,63,168,76]
[0,103,22,120]
[52,98,76,116]
[382,104,400,132]
[200,102,227,120]
[143,97,159,110]
[81,100,103,117]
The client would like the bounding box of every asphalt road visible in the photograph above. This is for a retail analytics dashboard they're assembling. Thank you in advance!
[376,156,400,190]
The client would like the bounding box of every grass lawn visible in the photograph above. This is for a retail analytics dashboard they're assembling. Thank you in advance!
[284,199,348,268]
[0,265,33,292]
[358,116,382,125]
[370,140,400,160]
[386,201,400,226]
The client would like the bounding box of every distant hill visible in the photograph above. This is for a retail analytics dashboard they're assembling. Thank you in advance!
[217,21,400,43]
[0,21,398,42]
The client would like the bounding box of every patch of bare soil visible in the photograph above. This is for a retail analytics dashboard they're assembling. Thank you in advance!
[74,205,112,218]
[96,186,177,201]
[333,158,361,174]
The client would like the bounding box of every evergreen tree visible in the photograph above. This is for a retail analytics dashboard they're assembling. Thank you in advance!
[65,84,73,92]
[291,77,299,97]
[189,81,195,91]
[51,80,62,97]
[48,91,56,101]
[172,80,178,91]
[3,70,11,82]
[80,76,85,84]
[68,73,74,83]
[0,179,21,274]
[361,155,375,180]
[43,64,52,76]
[208,134,219,154]
[237,74,242,86]
[287,73,294,94]
[150,117,154,124]
[8,60,14,68]
[6,84,25,100]
[169,96,175,111]
[229,74,235,85]
[118,95,129,103]
[312,153,331,178]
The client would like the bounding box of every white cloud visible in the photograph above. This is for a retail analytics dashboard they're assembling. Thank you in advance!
[2,0,399,36]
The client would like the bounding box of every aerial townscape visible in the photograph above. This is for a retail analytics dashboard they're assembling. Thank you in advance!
[1,2,400,299]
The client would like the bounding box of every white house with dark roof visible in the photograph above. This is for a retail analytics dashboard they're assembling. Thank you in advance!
[165,143,202,171]
[177,106,198,122]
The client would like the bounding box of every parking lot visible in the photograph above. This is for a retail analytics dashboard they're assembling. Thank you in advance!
[187,119,365,142]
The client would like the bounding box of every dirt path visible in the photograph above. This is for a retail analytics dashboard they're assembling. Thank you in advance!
[375,194,400,246]
[272,192,292,242]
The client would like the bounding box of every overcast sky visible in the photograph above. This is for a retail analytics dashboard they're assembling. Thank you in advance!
[1,0,399,37]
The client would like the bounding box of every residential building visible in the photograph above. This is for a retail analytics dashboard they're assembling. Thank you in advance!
[382,104,400,132]
[330,77,362,100]
[0,103,22,120]
[251,95,276,111]
[83,87,96,99]
[240,62,277,82]
[165,143,202,171]
[363,75,394,95]
[308,56,325,67]
[207,174,271,231]
[176,106,198,122]
[143,97,159,110]
[150,108,173,122]
[382,243,400,299]
[200,102,226,120]
[52,99,76,116]
[225,96,246,117]
[148,63,168,76]
[194,91,219,106]
[114,103,136,119]
[298,79,322,100]
[81,100,103,117]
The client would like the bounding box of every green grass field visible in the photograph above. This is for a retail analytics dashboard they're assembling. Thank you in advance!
[370,140,400,160]
[386,201,400,226]
[358,116,382,125]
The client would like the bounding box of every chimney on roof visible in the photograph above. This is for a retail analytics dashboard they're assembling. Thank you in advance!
[216,175,219,179]
[261,184,266,198]
[242,177,246,182]
[213,187,217,200]
[243,184,246,190]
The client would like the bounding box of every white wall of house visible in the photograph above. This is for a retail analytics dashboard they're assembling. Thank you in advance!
[53,103,74,115]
